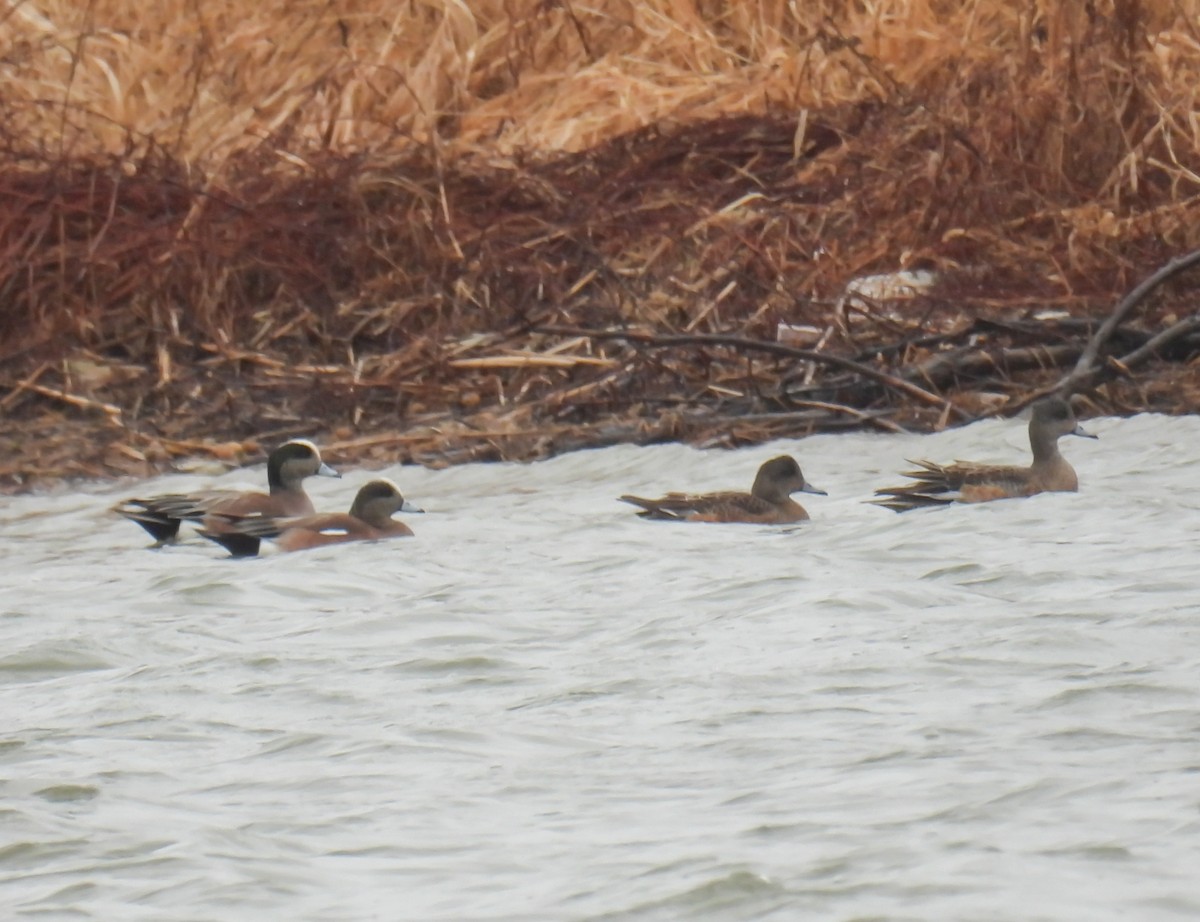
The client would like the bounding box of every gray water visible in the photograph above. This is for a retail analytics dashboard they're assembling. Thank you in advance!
[2,412,1198,920]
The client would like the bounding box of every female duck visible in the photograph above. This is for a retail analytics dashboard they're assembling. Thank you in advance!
[619,455,826,524]
[200,479,422,557]
[873,396,1097,511]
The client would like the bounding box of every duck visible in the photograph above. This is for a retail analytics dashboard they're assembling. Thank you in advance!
[198,479,422,557]
[873,396,1097,512]
[115,439,339,544]
[619,454,826,523]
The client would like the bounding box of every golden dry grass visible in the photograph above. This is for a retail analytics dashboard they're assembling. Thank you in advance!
[2,1,1197,165]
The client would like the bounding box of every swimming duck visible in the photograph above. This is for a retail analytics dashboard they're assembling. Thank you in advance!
[619,454,826,523]
[873,396,1097,512]
[115,439,339,544]
[199,479,422,557]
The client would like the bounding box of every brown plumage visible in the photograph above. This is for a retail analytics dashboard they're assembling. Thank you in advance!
[619,455,826,524]
[873,396,1097,512]
[199,479,422,557]
[115,439,339,544]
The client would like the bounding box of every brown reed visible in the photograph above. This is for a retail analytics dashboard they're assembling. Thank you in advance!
[2,1,1200,488]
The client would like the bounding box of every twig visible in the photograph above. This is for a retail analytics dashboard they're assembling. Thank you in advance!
[0,362,51,411]
[21,382,124,424]
[776,399,907,433]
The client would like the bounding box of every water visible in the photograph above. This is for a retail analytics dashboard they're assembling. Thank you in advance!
[2,412,1199,920]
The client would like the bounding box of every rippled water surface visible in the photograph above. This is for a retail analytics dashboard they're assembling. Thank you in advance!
[3,413,1199,920]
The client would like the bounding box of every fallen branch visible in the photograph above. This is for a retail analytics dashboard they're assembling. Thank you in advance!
[1057,249,1200,394]
[1105,314,1200,376]
[534,324,966,419]
[906,343,1081,390]
[1000,314,1200,417]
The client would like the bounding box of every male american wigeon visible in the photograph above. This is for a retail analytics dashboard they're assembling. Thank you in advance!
[873,396,1097,512]
[619,454,826,524]
[115,439,340,544]
[198,479,422,557]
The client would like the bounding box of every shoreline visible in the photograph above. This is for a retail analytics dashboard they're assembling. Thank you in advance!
[7,309,1199,494]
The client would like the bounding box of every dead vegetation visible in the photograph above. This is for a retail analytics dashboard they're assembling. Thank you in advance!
[2,1,1200,488]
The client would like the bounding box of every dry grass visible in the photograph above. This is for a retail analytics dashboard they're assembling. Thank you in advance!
[3,0,1200,487]
[5,1,1199,164]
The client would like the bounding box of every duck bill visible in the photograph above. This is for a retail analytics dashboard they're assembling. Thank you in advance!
[801,483,828,496]
[317,462,341,478]
[1072,424,1098,440]
[400,500,425,513]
